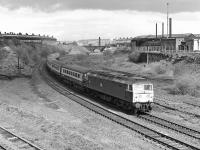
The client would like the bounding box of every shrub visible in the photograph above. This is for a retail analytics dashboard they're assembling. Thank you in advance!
[128,51,141,63]
[167,73,200,97]
[151,63,167,74]
[194,54,200,64]
[113,46,131,55]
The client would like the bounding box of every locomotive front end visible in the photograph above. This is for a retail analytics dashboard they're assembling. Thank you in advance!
[132,83,153,112]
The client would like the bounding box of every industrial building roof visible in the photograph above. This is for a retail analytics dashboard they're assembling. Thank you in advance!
[134,33,198,39]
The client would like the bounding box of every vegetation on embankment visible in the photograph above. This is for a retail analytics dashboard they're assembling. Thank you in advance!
[0,39,66,77]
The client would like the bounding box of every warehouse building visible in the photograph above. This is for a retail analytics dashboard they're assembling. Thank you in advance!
[131,33,200,52]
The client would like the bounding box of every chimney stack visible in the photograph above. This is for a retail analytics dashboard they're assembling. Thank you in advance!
[98,37,101,46]
[162,22,164,38]
[156,23,158,38]
[169,18,172,37]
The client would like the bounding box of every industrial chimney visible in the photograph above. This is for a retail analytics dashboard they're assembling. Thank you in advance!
[98,37,101,46]
[156,23,158,38]
[162,22,164,38]
[169,18,172,37]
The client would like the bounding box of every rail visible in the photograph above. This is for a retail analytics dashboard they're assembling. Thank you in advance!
[0,126,44,150]
[41,63,200,150]
[138,113,200,139]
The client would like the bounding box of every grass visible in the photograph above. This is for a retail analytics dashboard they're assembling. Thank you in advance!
[0,39,66,77]
[167,73,200,97]
[128,51,141,63]
[162,61,200,97]
[5,39,65,66]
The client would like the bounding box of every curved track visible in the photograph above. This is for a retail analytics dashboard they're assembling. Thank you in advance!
[0,126,44,150]
[154,97,200,118]
[138,113,200,140]
[41,63,200,150]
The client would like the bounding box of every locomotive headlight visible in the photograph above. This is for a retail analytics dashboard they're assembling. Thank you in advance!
[135,103,140,108]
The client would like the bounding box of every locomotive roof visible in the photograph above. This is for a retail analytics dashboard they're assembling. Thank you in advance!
[48,59,63,66]
[62,63,90,73]
[89,70,148,84]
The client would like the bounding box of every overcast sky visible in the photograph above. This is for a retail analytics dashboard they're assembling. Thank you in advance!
[0,0,200,41]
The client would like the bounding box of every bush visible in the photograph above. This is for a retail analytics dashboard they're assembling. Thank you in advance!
[128,51,141,63]
[113,46,131,55]
[167,73,200,97]
[152,63,167,74]
[194,54,200,64]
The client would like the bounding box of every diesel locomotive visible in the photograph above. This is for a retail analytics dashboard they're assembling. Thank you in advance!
[46,56,154,113]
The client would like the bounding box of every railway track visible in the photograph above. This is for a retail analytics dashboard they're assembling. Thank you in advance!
[41,63,200,150]
[138,113,200,140]
[155,96,200,109]
[154,97,200,118]
[0,126,44,150]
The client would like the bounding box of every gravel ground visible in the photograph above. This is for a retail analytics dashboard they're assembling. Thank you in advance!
[0,70,162,150]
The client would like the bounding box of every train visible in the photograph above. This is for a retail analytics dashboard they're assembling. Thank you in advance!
[46,56,154,113]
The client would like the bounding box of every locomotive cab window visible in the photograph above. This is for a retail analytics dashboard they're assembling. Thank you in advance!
[127,84,132,91]
[144,84,152,91]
